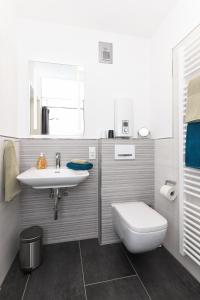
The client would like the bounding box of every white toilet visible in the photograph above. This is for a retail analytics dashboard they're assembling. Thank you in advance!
[112,202,168,253]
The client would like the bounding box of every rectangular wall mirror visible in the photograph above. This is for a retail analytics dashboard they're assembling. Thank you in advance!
[29,61,85,136]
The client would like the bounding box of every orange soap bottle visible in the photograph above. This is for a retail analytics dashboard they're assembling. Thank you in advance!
[37,152,47,169]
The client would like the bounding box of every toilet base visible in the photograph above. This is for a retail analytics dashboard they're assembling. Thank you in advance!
[121,227,166,253]
[113,209,167,254]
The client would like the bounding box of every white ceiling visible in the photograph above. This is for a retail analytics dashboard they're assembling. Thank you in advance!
[15,0,177,37]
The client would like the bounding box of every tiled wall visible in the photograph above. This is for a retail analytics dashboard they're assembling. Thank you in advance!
[19,139,99,244]
[155,143,200,281]
[100,139,154,244]
[0,136,20,286]
[19,138,155,246]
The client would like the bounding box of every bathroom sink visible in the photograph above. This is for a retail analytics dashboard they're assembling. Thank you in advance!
[17,167,89,189]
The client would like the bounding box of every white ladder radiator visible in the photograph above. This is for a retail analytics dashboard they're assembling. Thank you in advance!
[178,27,200,266]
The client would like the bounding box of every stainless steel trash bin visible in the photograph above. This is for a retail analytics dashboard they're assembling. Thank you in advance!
[19,226,43,273]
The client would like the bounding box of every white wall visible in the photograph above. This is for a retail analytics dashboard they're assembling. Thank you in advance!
[152,0,200,282]
[150,0,200,138]
[16,19,151,138]
[0,0,18,137]
[0,1,20,286]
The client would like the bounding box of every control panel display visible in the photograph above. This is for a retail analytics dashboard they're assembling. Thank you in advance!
[122,120,129,134]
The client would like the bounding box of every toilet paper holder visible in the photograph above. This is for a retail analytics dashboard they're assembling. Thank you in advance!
[165,180,176,186]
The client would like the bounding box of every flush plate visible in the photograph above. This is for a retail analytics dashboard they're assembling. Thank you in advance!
[115,144,135,160]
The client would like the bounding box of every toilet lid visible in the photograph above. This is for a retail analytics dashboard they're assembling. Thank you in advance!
[112,202,167,233]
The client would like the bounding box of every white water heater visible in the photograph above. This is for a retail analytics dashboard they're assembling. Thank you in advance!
[114,98,133,137]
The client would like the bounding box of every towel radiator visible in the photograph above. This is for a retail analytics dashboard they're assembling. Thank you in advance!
[177,26,200,266]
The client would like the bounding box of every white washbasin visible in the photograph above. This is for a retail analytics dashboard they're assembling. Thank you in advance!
[17,167,89,189]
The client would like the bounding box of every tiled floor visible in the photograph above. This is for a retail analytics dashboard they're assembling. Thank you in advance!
[0,239,200,300]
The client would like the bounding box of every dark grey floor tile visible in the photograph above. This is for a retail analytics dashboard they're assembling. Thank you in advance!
[0,255,28,300]
[86,276,149,300]
[80,239,134,284]
[125,246,200,300]
[24,241,85,300]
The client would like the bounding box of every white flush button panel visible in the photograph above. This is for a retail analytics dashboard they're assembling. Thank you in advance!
[89,147,96,160]
[115,145,135,160]
[114,99,133,137]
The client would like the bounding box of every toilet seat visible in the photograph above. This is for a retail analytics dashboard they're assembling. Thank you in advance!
[112,202,167,233]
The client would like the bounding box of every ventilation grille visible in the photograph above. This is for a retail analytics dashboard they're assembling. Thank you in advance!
[99,41,113,64]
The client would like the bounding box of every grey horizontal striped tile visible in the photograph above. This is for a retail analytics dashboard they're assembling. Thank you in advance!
[19,138,154,246]
[99,139,154,244]
[19,139,98,244]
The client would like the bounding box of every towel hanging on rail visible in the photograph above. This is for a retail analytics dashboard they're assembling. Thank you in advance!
[42,106,49,135]
[185,122,200,169]
[3,140,21,202]
[185,75,200,123]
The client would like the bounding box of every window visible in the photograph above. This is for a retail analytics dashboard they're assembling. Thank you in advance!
[41,77,84,135]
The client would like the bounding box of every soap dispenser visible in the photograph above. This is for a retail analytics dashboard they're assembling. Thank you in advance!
[37,153,47,169]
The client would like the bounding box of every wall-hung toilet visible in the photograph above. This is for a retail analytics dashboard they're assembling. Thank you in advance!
[112,202,168,253]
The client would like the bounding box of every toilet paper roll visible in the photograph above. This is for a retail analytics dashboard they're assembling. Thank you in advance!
[160,185,177,201]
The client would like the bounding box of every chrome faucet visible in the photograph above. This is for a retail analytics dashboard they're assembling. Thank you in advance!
[55,152,61,169]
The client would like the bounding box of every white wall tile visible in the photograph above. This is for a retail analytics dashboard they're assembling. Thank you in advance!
[155,139,200,282]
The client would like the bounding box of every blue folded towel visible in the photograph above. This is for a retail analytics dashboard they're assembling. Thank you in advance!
[67,162,93,171]
[185,122,200,168]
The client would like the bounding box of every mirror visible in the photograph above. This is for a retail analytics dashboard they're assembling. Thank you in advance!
[29,61,84,136]
[138,127,150,138]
